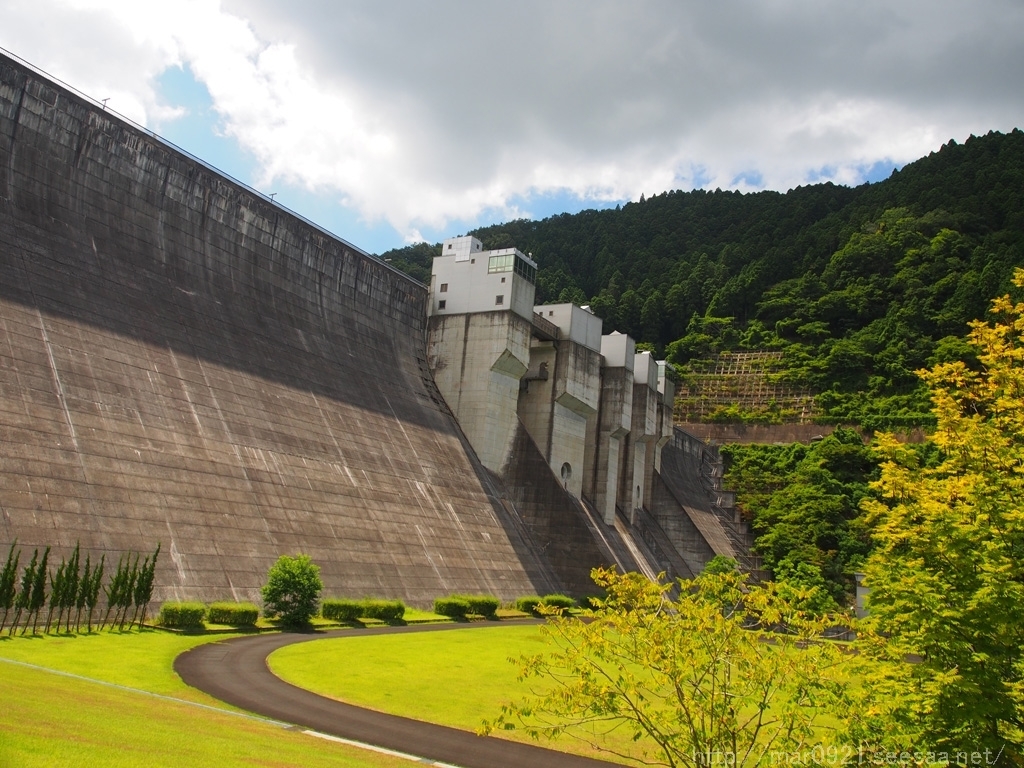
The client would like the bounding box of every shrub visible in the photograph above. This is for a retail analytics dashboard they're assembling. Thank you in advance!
[452,594,499,617]
[261,554,323,627]
[433,596,471,618]
[541,594,577,611]
[515,596,542,614]
[207,602,259,626]
[321,598,362,622]
[158,601,206,628]
[360,598,405,621]
[322,598,406,622]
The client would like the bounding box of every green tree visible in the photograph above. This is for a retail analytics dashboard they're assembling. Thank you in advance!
[132,543,160,627]
[83,553,104,632]
[10,549,37,634]
[27,546,49,634]
[772,560,839,617]
[102,554,129,630]
[850,270,1024,760]
[702,554,739,575]
[261,554,323,627]
[61,543,80,633]
[45,555,67,634]
[722,429,875,602]
[484,567,848,767]
[0,541,20,633]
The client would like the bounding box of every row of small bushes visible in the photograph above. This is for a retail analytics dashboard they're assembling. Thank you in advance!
[158,592,589,629]
[159,601,259,628]
[160,598,408,628]
[430,593,582,618]
[322,598,406,622]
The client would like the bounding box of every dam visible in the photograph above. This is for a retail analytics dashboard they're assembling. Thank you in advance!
[0,51,751,606]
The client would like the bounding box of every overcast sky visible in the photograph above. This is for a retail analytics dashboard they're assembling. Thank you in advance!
[3,1,1022,254]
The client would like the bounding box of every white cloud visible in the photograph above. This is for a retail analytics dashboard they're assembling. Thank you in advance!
[2,0,1022,244]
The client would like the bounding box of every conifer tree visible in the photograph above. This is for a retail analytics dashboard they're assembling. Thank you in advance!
[122,554,140,629]
[28,546,49,634]
[45,556,66,634]
[0,541,19,633]
[132,543,160,627]
[12,548,37,635]
[62,543,79,633]
[76,554,92,633]
[85,553,104,633]
[102,555,128,630]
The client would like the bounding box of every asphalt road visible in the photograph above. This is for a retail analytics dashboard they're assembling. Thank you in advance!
[174,622,617,768]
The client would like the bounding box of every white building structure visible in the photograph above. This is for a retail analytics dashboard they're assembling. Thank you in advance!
[426,234,674,527]
[429,236,537,320]
[427,237,538,472]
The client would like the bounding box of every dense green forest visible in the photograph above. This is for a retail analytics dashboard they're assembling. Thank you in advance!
[383,130,1024,599]
[385,129,1024,431]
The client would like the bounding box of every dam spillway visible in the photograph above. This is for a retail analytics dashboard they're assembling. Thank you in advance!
[0,52,564,605]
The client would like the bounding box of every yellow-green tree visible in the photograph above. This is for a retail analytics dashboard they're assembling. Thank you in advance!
[853,270,1024,761]
[484,567,848,767]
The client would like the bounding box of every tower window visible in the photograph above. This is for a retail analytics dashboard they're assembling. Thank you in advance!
[440,283,448,292]
[438,300,446,310]
[495,295,504,306]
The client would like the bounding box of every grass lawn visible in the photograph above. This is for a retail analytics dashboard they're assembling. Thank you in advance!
[0,629,418,768]
[267,624,645,764]
[268,623,854,765]
[269,624,546,730]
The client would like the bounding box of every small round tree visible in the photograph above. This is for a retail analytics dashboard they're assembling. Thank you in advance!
[261,554,323,627]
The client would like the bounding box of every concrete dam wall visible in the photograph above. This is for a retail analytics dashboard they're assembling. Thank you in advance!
[0,53,568,606]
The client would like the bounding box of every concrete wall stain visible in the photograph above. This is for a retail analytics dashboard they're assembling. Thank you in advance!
[0,53,566,606]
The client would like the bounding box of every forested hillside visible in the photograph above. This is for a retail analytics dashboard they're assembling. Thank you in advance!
[385,129,1024,431]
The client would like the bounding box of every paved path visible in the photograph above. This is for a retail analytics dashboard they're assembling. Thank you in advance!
[174,622,616,768]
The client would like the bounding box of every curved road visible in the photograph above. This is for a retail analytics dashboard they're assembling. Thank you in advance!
[175,622,616,768]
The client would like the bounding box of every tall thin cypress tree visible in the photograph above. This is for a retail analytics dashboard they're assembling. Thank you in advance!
[11,549,37,635]
[0,541,20,633]
[86,553,104,633]
[76,554,91,633]
[28,547,50,634]
[102,555,127,631]
[62,544,79,633]
[133,543,160,627]
[120,554,139,630]
[45,556,66,634]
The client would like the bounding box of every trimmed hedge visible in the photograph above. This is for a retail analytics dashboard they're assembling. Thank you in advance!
[433,596,471,618]
[360,599,405,621]
[322,598,406,622]
[158,601,206,628]
[207,602,259,626]
[322,598,363,622]
[514,596,543,614]
[452,594,499,617]
[541,594,577,611]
